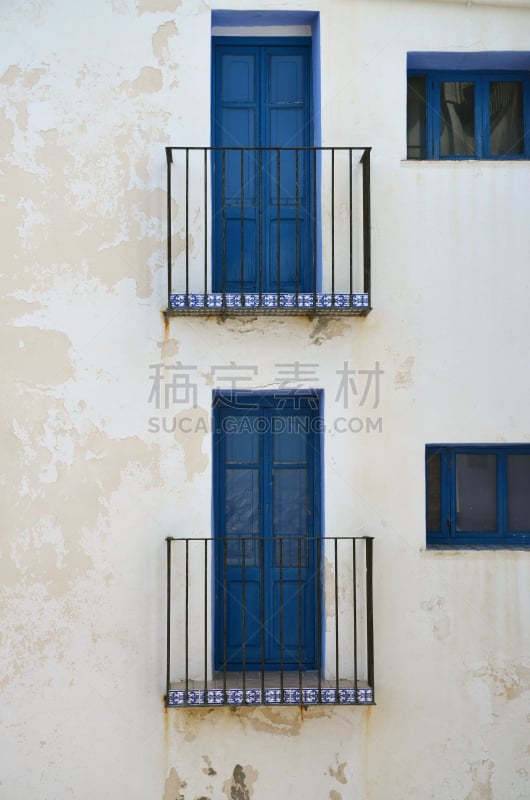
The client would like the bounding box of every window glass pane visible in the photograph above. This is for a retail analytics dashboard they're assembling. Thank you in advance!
[440,81,475,156]
[456,454,497,531]
[273,467,308,567]
[273,417,308,462]
[489,81,524,156]
[507,454,530,531]
[407,76,426,159]
[225,423,258,463]
[225,468,259,565]
[426,450,441,531]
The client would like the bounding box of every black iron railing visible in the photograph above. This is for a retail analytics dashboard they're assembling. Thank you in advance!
[165,536,374,707]
[165,147,372,315]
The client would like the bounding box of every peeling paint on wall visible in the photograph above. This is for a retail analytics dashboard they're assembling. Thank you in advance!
[163,767,186,800]
[201,755,216,776]
[152,20,179,62]
[138,0,181,14]
[222,764,258,800]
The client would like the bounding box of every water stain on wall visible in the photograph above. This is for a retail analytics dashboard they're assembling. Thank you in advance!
[329,760,348,784]
[463,759,493,800]
[420,595,451,642]
[310,318,349,346]
[394,355,415,389]
[473,661,530,702]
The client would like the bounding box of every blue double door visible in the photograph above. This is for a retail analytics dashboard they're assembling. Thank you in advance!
[212,39,314,294]
[214,395,320,671]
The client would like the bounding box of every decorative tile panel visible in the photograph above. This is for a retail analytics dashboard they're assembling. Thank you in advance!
[167,685,373,707]
[169,293,370,311]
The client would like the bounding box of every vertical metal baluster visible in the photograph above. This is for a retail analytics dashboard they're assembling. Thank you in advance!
[222,149,227,307]
[317,535,322,703]
[331,149,335,298]
[242,537,246,704]
[298,536,303,705]
[204,148,208,304]
[352,538,358,703]
[349,148,353,300]
[166,148,172,309]
[366,537,375,701]
[204,538,208,703]
[277,148,281,307]
[258,149,263,306]
[165,537,172,706]
[362,148,372,306]
[185,149,189,299]
[295,148,299,304]
[260,537,265,703]
[313,148,317,307]
[185,538,189,702]
[334,537,340,703]
[279,537,284,702]
[240,148,244,304]
[223,538,227,703]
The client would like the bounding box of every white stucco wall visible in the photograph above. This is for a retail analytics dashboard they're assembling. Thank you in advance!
[2,1,530,799]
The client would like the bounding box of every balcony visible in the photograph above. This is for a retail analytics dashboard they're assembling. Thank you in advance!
[165,147,372,317]
[165,536,375,708]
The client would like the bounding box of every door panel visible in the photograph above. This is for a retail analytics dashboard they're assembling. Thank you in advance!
[214,395,320,671]
[213,40,313,293]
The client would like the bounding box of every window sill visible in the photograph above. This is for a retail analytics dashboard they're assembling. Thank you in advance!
[401,158,530,166]
[421,544,530,553]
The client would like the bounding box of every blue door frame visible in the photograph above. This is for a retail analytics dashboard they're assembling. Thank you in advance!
[213,392,321,671]
[212,38,314,294]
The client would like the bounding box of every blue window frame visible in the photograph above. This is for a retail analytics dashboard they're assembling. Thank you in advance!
[426,444,530,547]
[407,54,530,159]
[213,391,322,670]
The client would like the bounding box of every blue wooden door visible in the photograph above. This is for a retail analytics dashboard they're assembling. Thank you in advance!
[214,394,319,671]
[212,39,313,294]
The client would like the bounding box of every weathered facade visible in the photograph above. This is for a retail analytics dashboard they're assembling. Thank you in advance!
[2,1,530,798]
